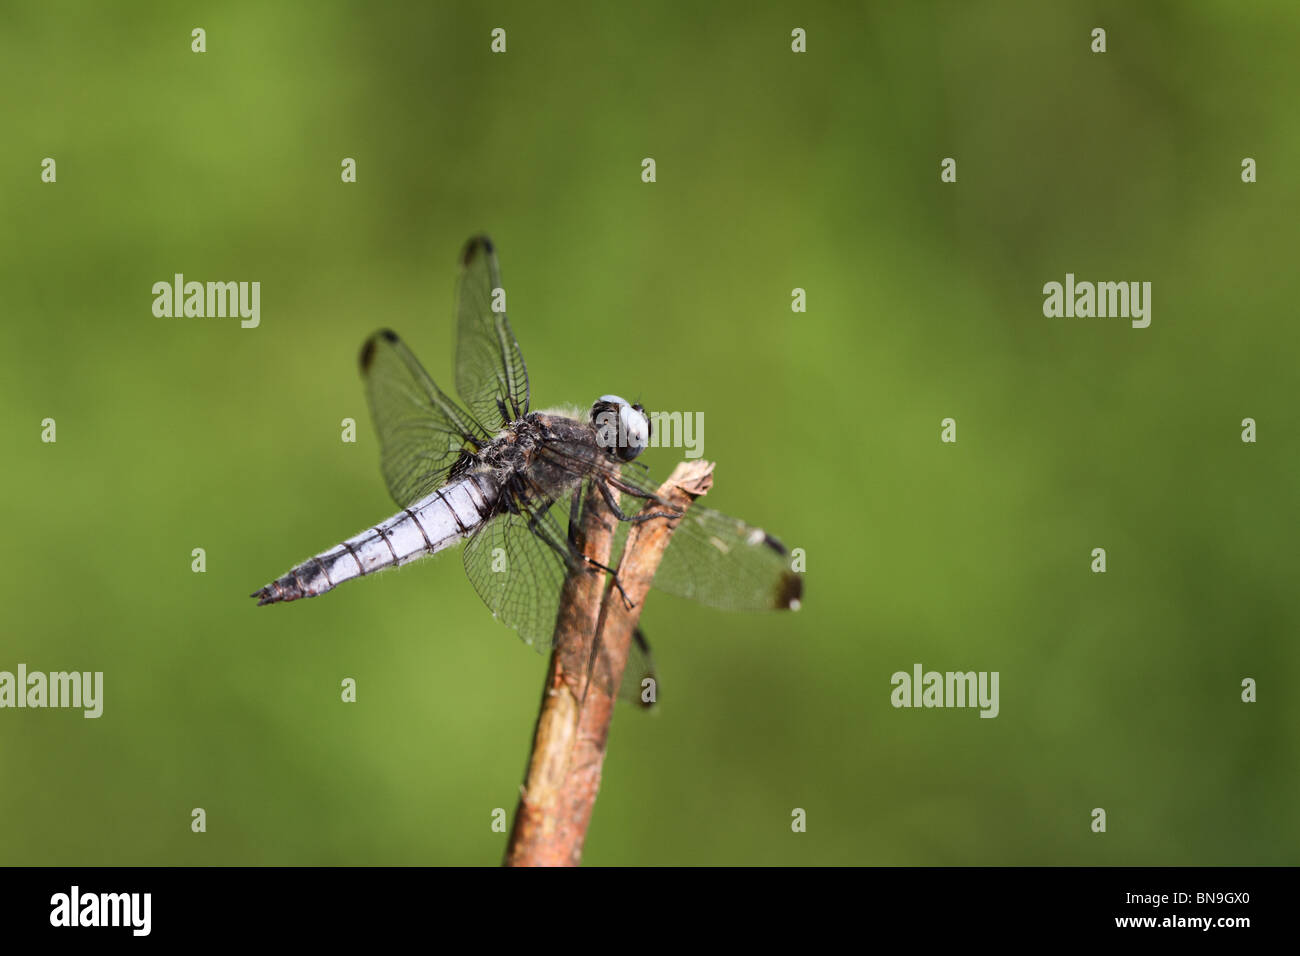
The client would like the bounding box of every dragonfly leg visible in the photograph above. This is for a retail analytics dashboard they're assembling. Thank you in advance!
[580,552,634,610]
[540,489,636,610]
[595,478,679,525]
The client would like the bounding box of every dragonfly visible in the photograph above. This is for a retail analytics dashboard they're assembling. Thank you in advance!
[251,236,803,702]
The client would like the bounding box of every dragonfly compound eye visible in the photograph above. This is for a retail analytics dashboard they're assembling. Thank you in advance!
[593,394,649,462]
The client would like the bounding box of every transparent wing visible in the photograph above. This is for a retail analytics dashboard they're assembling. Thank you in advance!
[619,627,659,710]
[537,440,803,613]
[461,492,574,651]
[359,329,490,508]
[648,504,803,611]
[463,477,663,708]
[455,236,530,430]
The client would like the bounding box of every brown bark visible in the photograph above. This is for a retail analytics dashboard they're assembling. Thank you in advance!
[504,460,715,866]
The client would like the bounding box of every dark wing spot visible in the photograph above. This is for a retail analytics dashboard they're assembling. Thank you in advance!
[762,532,789,556]
[462,234,494,266]
[359,337,377,372]
[631,627,657,710]
[774,571,803,610]
[360,329,399,372]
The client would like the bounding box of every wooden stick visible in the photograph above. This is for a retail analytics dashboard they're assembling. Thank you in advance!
[502,480,616,867]
[504,460,715,866]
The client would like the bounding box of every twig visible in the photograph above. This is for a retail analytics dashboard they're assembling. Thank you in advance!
[502,476,616,866]
[504,460,715,866]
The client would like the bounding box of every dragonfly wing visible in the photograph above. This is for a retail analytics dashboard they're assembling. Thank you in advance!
[455,236,530,430]
[648,503,803,611]
[461,491,575,651]
[618,626,659,709]
[535,441,803,613]
[359,329,489,508]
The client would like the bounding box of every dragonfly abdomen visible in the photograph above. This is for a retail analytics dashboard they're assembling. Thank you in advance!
[252,474,499,605]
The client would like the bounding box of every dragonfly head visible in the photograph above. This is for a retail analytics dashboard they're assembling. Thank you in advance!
[591,395,650,462]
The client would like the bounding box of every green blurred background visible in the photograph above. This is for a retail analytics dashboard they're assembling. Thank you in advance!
[2,1,1297,865]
